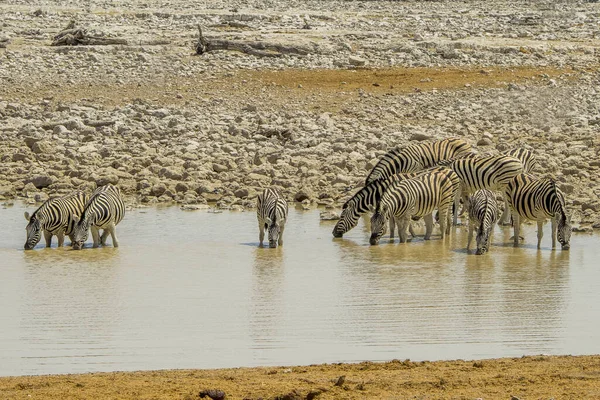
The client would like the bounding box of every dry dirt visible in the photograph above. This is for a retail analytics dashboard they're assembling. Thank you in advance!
[2,355,600,400]
[1,65,578,111]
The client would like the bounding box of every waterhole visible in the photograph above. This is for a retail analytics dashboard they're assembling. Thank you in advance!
[0,202,598,376]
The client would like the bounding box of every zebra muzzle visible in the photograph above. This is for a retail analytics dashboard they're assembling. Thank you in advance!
[561,243,570,251]
[369,235,380,246]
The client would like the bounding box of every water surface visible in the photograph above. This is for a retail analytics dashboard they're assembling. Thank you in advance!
[0,202,598,376]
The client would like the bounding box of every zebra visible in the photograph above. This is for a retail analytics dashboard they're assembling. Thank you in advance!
[257,187,289,248]
[365,137,472,185]
[71,184,125,250]
[369,169,455,245]
[466,189,500,255]
[332,173,416,239]
[499,148,539,224]
[505,174,571,250]
[24,191,88,250]
[449,154,524,224]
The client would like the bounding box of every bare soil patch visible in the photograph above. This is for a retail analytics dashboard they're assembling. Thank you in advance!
[2,355,600,399]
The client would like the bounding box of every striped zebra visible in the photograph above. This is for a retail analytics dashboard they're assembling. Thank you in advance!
[450,154,524,224]
[332,174,416,239]
[369,169,455,245]
[257,187,289,248]
[72,184,125,250]
[365,137,472,185]
[499,148,538,224]
[505,174,571,250]
[467,189,500,255]
[24,191,88,250]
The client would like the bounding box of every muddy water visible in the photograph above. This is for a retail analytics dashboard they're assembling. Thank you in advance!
[0,202,599,376]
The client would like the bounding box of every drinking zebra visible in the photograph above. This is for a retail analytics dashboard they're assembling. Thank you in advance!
[257,187,288,248]
[72,184,125,250]
[365,137,472,185]
[332,173,416,239]
[505,174,571,250]
[24,191,88,250]
[466,189,500,255]
[499,148,539,224]
[369,169,455,245]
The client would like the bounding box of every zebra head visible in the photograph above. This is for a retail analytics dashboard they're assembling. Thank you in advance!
[265,216,284,248]
[332,200,359,238]
[71,214,90,250]
[369,205,389,246]
[24,212,42,250]
[475,224,493,255]
[557,213,572,250]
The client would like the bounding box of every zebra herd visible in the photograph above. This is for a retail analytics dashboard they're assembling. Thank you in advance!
[22,137,570,255]
[24,184,125,250]
[324,137,571,255]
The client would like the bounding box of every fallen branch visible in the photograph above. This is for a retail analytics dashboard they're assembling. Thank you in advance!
[195,24,308,57]
[52,21,127,46]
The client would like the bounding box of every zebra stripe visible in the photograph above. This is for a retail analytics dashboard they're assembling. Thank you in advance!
[365,137,472,185]
[332,173,415,238]
[467,189,500,255]
[369,169,455,245]
[451,155,524,195]
[499,148,538,224]
[24,191,88,250]
[72,184,125,250]
[505,174,571,250]
[257,187,289,248]
[502,148,538,174]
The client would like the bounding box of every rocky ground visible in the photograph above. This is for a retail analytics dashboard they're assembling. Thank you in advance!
[0,0,599,231]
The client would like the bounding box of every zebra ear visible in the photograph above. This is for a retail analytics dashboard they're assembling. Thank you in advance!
[73,214,80,223]
[24,212,30,221]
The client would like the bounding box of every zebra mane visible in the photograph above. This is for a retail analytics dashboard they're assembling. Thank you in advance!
[547,178,568,220]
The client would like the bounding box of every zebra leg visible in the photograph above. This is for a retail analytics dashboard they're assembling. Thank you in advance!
[91,226,101,248]
[438,209,448,239]
[56,231,65,247]
[551,218,557,249]
[499,197,511,225]
[389,217,395,242]
[513,213,521,247]
[423,214,434,240]
[43,231,52,248]
[537,220,545,249]
[258,222,265,247]
[467,221,474,251]
[278,224,285,246]
[408,222,415,240]
[108,224,120,248]
[100,230,110,246]
[397,216,410,243]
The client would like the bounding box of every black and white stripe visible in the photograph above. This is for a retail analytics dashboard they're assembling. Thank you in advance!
[72,184,125,250]
[365,138,472,185]
[505,174,571,250]
[24,191,88,250]
[332,173,416,239]
[499,148,538,224]
[467,189,500,255]
[369,169,455,245]
[257,187,289,248]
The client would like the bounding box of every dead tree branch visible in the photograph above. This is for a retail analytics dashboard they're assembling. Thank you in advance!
[195,24,309,57]
[52,21,127,46]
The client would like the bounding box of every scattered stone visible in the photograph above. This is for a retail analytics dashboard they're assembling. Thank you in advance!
[319,211,339,221]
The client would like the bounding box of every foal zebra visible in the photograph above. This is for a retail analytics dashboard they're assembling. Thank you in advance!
[365,137,472,185]
[257,187,288,248]
[369,169,455,245]
[505,174,571,250]
[72,184,125,250]
[24,191,88,250]
[499,148,538,224]
[467,189,500,255]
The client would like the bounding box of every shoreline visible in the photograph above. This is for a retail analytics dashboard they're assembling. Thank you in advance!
[2,355,600,399]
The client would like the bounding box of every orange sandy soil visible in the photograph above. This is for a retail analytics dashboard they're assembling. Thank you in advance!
[2,65,578,111]
[2,355,600,399]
